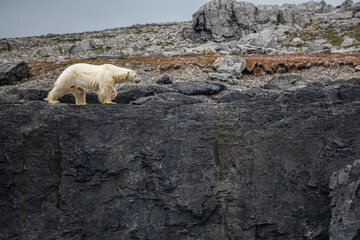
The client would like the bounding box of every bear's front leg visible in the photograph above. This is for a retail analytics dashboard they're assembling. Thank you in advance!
[98,85,116,104]
[111,88,117,101]
[44,87,67,104]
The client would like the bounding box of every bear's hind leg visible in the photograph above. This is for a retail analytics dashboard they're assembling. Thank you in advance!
[98,86,116,104]
[44,87,68,104]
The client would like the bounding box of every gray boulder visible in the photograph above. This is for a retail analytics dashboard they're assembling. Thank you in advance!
[329,159,360,240]
[212,55,246,79]
[69,40,92,54]
[209,55,246,84]
[341,37,359,47]
[306,41,331,53]
[0,61,31,86]
[291,37,305,46]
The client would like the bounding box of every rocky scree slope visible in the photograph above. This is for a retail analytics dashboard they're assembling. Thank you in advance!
[1,78,360,239]
[1,0,360,61]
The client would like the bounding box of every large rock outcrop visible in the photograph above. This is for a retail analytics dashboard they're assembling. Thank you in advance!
[1,79,360,239]
[189,0,360,42]
[190,0,334,42]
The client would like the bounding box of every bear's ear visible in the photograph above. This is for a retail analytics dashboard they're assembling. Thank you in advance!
[127,71,130,77]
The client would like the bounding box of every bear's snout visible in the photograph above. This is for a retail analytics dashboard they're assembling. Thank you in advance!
[132,72,140,83]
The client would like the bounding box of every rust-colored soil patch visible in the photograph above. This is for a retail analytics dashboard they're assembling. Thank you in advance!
[29,53,360,78]
[243,53,360,75]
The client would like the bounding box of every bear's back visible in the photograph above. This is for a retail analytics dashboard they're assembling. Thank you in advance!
[101,64,129,74]
[60,63,127,80]
[65,63,101,73]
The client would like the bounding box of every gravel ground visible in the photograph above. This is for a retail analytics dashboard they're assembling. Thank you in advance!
[0,57,359,95]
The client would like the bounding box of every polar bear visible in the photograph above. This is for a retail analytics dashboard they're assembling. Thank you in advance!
[44,63,138,105]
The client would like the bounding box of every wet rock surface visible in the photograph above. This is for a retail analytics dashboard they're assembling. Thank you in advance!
[1,79,360,239]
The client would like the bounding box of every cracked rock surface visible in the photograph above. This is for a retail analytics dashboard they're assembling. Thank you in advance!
[1,79,360,239]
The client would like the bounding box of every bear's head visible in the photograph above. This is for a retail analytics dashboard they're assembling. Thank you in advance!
[126,70,138,83]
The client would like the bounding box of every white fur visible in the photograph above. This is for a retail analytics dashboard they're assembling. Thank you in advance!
[44,63,138,105]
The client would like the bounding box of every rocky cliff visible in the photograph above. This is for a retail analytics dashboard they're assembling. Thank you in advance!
[1,78,360,239]
[1,0,360,239]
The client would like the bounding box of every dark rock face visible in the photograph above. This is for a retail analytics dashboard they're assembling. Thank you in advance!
[329,159,360,240]
[0,61,31,86]
[1,79,360,239]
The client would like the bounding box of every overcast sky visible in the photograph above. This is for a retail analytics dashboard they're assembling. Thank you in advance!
[0,0,350,38]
